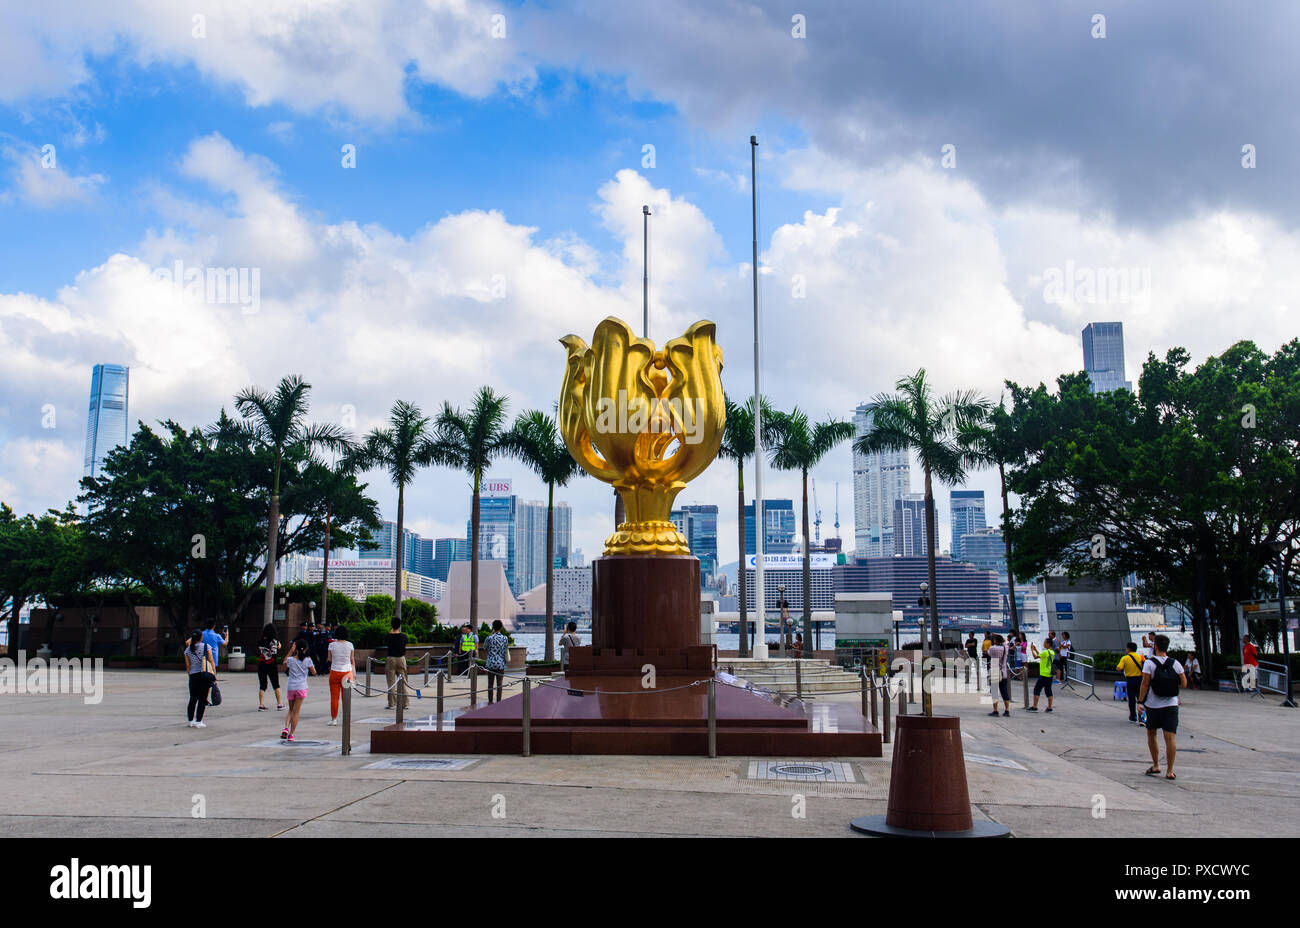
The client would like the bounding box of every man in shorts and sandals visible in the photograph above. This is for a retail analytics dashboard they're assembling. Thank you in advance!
[1028,638,1055,711]
[1138,634,1187,781]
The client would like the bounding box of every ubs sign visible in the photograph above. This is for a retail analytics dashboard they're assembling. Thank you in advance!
[483,478,512,497]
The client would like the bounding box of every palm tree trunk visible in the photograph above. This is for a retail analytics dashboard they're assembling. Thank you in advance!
[997,461,1019,633]
[545,481,555,662]
[924,465,939,651]
[470,471,481,632]
[394,482,406,623]
[320,502,332,628]
[737,463,748,657]
[262,488,280,626]
[801,467,813,657]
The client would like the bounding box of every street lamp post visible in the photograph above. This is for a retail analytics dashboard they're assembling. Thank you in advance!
[1267,541,1296,708]
[778,584,787,657]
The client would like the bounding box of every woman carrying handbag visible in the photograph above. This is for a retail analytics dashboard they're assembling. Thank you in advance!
[185,629,218,728]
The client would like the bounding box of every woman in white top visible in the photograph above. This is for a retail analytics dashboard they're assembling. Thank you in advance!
[986,634,1011,717]
[326,626,356,726]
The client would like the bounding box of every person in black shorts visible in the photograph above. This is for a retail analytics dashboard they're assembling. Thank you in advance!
[256,623,283,711]
[1138,634,1186,780]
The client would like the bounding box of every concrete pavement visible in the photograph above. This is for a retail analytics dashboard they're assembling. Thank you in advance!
[0,667,1295,837]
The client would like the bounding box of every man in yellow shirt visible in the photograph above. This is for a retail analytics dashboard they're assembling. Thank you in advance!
[1117,642,1146,723]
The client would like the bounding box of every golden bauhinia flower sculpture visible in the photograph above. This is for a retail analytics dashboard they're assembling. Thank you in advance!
[559,316,726,556]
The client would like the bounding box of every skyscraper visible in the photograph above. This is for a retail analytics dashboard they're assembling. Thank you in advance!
[83,364,129,479]
[949,489,987,561]
[744,499,796,555]
[515,500,571,593]
[1082,322,1133,393]
[852,403,911,557]
[892,493,928,557]
[358,521,419,571]
[671,504,719,586]
[471,493,519,592]
[432,538,470,582]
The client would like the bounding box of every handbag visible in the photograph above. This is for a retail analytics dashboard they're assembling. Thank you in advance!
[204,647,221,706]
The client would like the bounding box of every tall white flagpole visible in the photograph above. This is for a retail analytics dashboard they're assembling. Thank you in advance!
[750,135,768,660]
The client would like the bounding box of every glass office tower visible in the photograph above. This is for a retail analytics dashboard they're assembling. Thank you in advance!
[83,364,129,479]
[1082,322,1133,393]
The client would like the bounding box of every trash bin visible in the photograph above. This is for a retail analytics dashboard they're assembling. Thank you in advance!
[228,646,246,672]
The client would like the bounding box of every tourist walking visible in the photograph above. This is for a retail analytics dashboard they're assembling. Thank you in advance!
[281,638,316,742]
[1029,638,1055,712]
[326,626,356,725]
[559,622,581,672]
[185,629,218,728]
[792,632,805,659]
[1117,642,1145,722]
[1186,653,1202,690]
[987,634,1011,716]
[256,624,284,711]
[1138,634,1186,780]
[202,619,228,668]
[385,619,409,711]
[1241,635,1259,691]
[484,620,509,703]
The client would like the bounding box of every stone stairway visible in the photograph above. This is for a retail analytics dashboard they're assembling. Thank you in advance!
[716,657,864,695]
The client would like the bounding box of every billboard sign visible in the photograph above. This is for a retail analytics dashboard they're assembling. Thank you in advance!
[746,553,837,570]
[483,477,512,497]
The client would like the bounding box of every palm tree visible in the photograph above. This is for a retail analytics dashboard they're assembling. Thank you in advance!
[354,401,438,625]
[718,395,776,657]
[231,376,352,628]
[854,370,990,650]
[507,410,581,661]
[306,449,368,630]
[428,386,515,632]
[958,399,1023,634]
[769,408,855,657]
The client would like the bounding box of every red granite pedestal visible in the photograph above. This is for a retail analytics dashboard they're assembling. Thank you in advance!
[371,555,881,756]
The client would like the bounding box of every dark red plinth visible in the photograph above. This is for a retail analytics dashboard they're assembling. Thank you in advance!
[592,555,699,650]
[369,552,883,757]
[884,715,972,831]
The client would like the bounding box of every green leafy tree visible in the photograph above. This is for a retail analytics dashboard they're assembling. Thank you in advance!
[228,376,352,628]
[769,408,854,655]
[718,395,777,656]
[854,370,990,650]
[429,387,519,631]
[1005,341,1300,675]
[507,410,582,661]
[354,401,439,625]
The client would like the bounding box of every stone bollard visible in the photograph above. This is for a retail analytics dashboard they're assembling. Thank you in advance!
[341,683,351,756]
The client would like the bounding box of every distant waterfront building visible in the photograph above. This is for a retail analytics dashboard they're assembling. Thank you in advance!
[471,484,519,592]
[835,556,1000,623]
[302,558,441,603]
[744,499,796,556]
[743,552,837,611]
[83,363,130,479]
[1082,322,1133,393]
[516,500,572,594]
[551,566,594,614]
[852,403,911,557]
[892,494,928,557]
[672,503,719,585]
[359,520,419,572]
[431,538,470,582]
[949,490,987,561]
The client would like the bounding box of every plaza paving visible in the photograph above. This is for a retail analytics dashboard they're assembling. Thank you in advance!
[0,668,1296,837]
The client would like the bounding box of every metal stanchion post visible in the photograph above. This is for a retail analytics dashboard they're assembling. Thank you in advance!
[341,683,351,755]
[860,668,869,721]
[365,657,372,697]
[707,680,717,758]
[470,663,478,708]
[1023,661,1030,709]
[795,659,803,700]
[436,670,445,722]
[898,686,908,716]
[922,663,934,718]
[869,671,879,729]
[395,677,405,726]
[908,662,916,705]
[882,678,891,743]
[521,679,531,757]
[423,652,430,686]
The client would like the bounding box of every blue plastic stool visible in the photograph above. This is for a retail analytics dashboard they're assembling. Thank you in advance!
[1113,680,1127,700]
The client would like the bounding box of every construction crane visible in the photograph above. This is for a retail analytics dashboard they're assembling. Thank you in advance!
[812,478,822,545]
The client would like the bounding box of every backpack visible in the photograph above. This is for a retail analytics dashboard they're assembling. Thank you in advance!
[1150,656,1180,698]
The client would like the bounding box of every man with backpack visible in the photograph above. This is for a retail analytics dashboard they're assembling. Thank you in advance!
[1138,634,1187,781]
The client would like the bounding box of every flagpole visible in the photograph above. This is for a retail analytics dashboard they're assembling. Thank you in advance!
[750,135,768,660]
[643,205,651,338]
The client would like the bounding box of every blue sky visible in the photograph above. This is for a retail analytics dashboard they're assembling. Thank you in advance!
[1,1,1296,562]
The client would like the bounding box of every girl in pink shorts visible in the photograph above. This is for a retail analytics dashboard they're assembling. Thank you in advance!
[281,638,316,742]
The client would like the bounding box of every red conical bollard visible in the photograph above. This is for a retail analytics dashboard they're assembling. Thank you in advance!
[850,715,1010,838]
